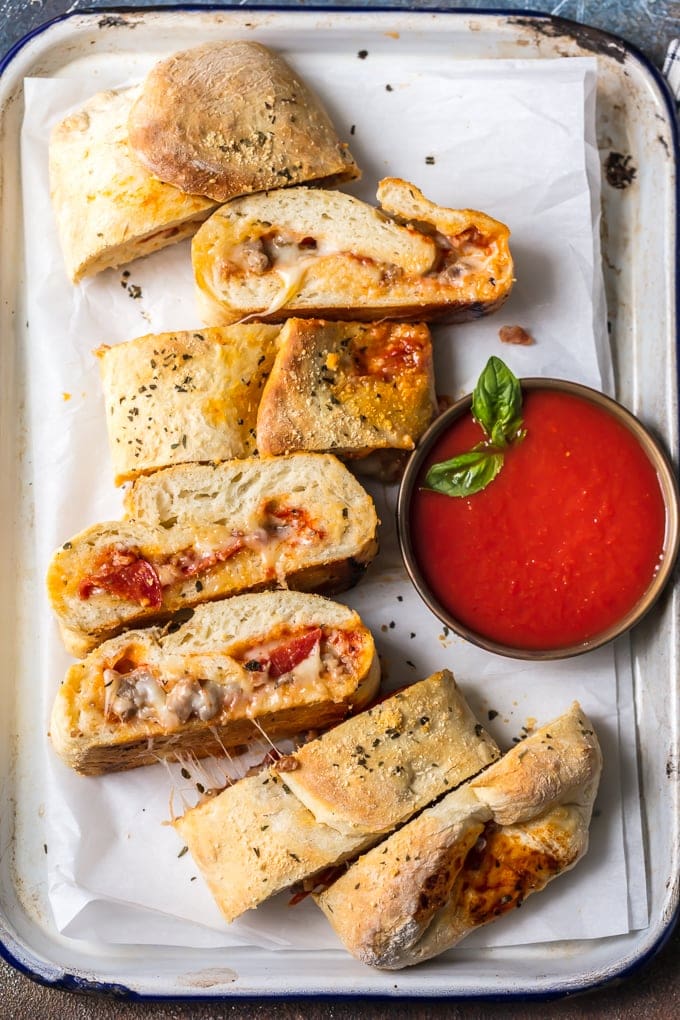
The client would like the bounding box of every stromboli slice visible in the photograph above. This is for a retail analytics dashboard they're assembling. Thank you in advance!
[127,40,360,202]
[175,764,369,926]
[173,670,500,923]
[255,319,436,474]
[49,591,379,775]
[49,87,218,283]
[377,175,513,304]
[121,452,378,535]
[47,453,379,656]
[97,324,280,485]
[314,702,602,969]
[281,669,500,837]
[192,178,513,325]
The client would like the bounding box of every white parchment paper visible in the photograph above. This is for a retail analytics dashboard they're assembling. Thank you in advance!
[21,53,647,951]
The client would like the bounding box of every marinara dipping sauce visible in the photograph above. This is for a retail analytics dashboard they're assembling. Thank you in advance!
[402,382,677,656]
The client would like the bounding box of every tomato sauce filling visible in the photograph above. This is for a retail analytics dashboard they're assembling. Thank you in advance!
[77,502,324,607]
[349,325,429,381]
[410,390,667,650]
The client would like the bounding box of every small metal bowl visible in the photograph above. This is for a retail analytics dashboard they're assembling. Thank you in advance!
[396,378,680,661]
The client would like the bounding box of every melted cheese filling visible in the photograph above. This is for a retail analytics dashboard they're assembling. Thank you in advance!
[102,632,351,729]
[231,221,497,320]
[161,503,326,583]
[432,227,497,286]
[257,261,317,319]
[234,231,343,321]
[82,504,326,605]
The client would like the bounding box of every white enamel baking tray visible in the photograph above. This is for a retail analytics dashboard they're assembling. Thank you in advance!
[0,4,677,1000]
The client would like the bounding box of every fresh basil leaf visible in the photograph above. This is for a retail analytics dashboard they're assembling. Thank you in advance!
[472,356,523,447]
[424,357,525,500]
[424,448,504,498]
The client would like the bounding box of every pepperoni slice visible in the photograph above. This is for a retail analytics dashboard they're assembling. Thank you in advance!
[171,538,244,578]
[267,628,322,679]
[258,501,325,545]
[79,557,163,608]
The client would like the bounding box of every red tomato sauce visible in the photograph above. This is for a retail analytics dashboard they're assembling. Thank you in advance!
[410,389,667,650]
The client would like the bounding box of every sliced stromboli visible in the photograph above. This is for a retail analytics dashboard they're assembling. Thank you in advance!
[314,702,602,969]
[192,183,435,326]
[377,176,512,302]
[46,453,379,657]
[97,324,280,485]
[255,319,436,475]
[49,87,218,283]
[127,40,359,202]
[49,591,379,775]
[173,670,500,923]
[191,178,513,325]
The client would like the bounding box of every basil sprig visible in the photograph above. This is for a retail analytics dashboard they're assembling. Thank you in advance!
[424,357,526,498]
[472,355,525,448]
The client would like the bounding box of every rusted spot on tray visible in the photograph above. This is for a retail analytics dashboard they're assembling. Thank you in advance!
[509,16,628,64]
[604,152,637,190]
[98,15,138,30]
[658,134,671,157]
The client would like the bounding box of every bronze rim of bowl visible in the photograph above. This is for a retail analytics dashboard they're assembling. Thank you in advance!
[396,377,680,661]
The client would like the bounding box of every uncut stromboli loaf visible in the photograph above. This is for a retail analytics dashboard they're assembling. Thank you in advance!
[173,671,501,923]
[315,702,602,969]
[49,591,380,775]
[46,453,379,657]
[192,178,514,325]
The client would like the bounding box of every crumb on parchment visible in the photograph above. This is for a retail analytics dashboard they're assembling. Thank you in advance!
[499,325,534,345]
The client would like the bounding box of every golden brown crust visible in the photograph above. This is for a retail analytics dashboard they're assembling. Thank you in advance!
[173,770,370,924]
[49,86,217,282]
[97,324,280,484]
[172,671,500,923]
[282,670,500,836]
[314,702,602,968]
[468,701,602,823]
[255,319,436,461]
[127,41,359,202]
[49,591,380,775]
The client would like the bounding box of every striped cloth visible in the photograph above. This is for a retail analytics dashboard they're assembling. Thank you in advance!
[663,39,680,101]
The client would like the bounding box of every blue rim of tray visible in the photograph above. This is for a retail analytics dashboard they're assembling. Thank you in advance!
[0,2,678,1001]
